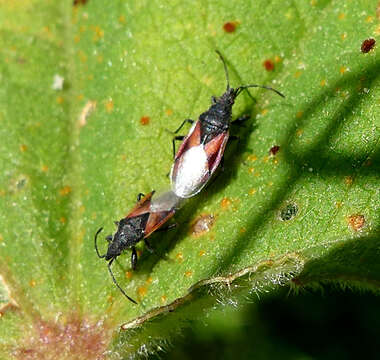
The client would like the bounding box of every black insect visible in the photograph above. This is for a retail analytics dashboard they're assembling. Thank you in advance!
[95,191,180,304]
[170,50,285,198]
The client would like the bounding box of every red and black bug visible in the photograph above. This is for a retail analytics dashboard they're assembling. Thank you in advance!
[95,190,181,303]
[170,51,284,198]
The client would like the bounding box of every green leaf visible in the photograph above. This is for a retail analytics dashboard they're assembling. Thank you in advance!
[0,0,378,358]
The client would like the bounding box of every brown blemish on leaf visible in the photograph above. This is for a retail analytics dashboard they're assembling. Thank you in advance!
[59,186,72,196]
[140,116,150,125]
[160,295,167,304]
[347,214,365,231]
[19,144,27,152]
[191,214,215,237]
[340,66,348,74]
[73,0,88,6]
[41,165,48,172]
[361,38,376,53]
[14,316,109,360]
[184,270,193,278]
[59,217,66,224]
[249,188,256,196]
[365,15,374,23]
[29,279,36,287]
[269,145,280,156]
[261,108,268,116]
[125,271,132,279]
[165,109,173,116]
[118,15,126,24]
[223,21,237,33]
[199,250,206,257]
[338,13,345,20]
[56,96,64,104]
[296,111,303,118]
[146,277,153,285]
[294,70,302,78]
[341,33,347,41]
[79,101,96,127]
[263,59,274,71]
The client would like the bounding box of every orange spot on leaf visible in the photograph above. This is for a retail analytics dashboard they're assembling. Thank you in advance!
[137,286,147,298]
[105,100,114,113]
[263,59,274,71]
[176,252,184,263]
[344,176,353,186]
[140,116,150,125]
[347,214,365,231]
[220,197,231,210]
[19,144,27,152]
[59,186,72,196]
[223,21,237,33]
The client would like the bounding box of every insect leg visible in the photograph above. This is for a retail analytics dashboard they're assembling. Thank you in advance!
[131,246,138,271]
[94,227,106,258]
[144,239,155,253]
[173,119,194,134]
[137,193,145,201]
[107,258,137,304]
[231,114,250,127]
[155,223,177,232]
[172,135,185,158]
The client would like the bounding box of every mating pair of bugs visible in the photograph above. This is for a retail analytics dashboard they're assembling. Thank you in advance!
[95,51,285,304]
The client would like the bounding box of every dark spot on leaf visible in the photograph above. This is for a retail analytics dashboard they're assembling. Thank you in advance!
[73,0,88,5]
[280,203,298,221]
[140,116,150,125]
[16,178,27,189]
[191,214,215,237]
[263,59,275,71]
[347,214,365,231]
[223,22,236,33]
[269,145,280,155]
[361,38,376,53]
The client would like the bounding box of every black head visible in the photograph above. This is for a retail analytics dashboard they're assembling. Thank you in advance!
[105,217,147,260]
[94,226,138,304]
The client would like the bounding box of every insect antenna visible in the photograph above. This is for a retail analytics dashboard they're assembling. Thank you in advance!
[107,258,138,304]
[94,227,106,258]
[215,50,230,90]
[236,84,285,98]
